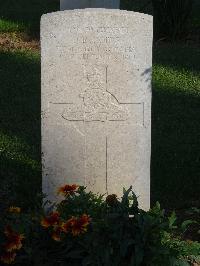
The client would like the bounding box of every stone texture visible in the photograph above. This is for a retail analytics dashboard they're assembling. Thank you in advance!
[60,0,120,10]
[41,9,153,210]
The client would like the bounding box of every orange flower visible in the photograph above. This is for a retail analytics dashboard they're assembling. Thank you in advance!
[60,221,71,233]
[51,232,61,242]
[51,225,63,242]
[79,214,91,227]
[57,184,79,196]
[4,226,24,252]
[8,207,21,214]
[41,212,60,228]
[63,217,74,231]
[51,221,71,241]
[0,252,16,264]
[68,214,91,236]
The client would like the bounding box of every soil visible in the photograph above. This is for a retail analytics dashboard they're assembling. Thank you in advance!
[0,32,40,51]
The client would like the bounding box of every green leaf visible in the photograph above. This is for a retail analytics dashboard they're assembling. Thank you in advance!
[121,186,132,206]
[186,207,200,215]
[169,257,190,266]
[168,211,177,228]
[181,220,197,232]
[155,201,161,210]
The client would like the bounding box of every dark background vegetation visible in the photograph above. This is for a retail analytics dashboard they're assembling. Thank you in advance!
[0,0,199,212]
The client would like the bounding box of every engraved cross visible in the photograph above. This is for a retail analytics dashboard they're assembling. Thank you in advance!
[51,65,144,193]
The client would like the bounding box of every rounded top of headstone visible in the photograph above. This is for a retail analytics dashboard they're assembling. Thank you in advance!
[41,9,153,24]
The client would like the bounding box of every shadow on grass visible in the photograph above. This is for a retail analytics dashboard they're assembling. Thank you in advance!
[151,45,200,209]
[153,44,200,74]
[0,50,41,210]
[0,153,41,211]
[151,83,200,209]
[0,0,59,37]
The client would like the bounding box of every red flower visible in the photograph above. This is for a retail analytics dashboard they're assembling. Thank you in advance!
[51,226,63,242]
[51,222,70,242]
[58,184,79,196]
[67,214,91,236]
[0,252,16,264]
[79,214,91,227]
[4,226,24,252]
[41,211,60,228]
[60,220,71,233]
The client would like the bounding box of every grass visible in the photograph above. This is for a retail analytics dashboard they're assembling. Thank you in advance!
[0,50,41,209]
[152,44,200,208]
[0,0,59,36]
[0,19,25,32]
[0,1,200,211]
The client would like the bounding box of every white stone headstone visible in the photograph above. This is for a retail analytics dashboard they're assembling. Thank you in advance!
[60,0,120,11]
[41,9,153,210]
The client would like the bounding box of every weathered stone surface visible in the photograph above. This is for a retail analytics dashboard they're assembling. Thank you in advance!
[41,9,153,210]
[60,0,120,10]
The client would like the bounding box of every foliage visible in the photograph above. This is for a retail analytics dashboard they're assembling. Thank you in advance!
[163,235,200,265]
[152,0,194,40]
[0,185,199,266]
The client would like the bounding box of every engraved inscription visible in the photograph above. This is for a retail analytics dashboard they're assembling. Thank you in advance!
[62,91,129,122]
[69,26,129,34]
[62,66,130,122]
[55,26,136,61]
[51,65,144,124]
[57,44,135,61]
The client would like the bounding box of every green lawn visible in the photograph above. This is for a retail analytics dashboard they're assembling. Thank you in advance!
[0,0,59,35]
[0,50,41,210]
[0,1,199,211]
[152,45,200,208]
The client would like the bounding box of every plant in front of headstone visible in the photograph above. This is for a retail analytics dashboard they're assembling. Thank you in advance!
[0,207,25,265]
[0,185,199,266]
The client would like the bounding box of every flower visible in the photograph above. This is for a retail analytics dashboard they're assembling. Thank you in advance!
[4,226,24,252]
[51,220,72,241]
[8,207,21,214]
[51,225,63,242]
[51,222,69,241]
[51,232,61,242]
[0,252,16,264]
[41,211,73,241]
[79,214,91,227]
[1,226,24,264]
[41,211,60,228]
[57,184,79,196]
[68,214,91,236]
[60,221,71,233]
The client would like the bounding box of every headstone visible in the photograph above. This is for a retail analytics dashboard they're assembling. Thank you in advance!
[60,0,120,11]
[41,9,153,210]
